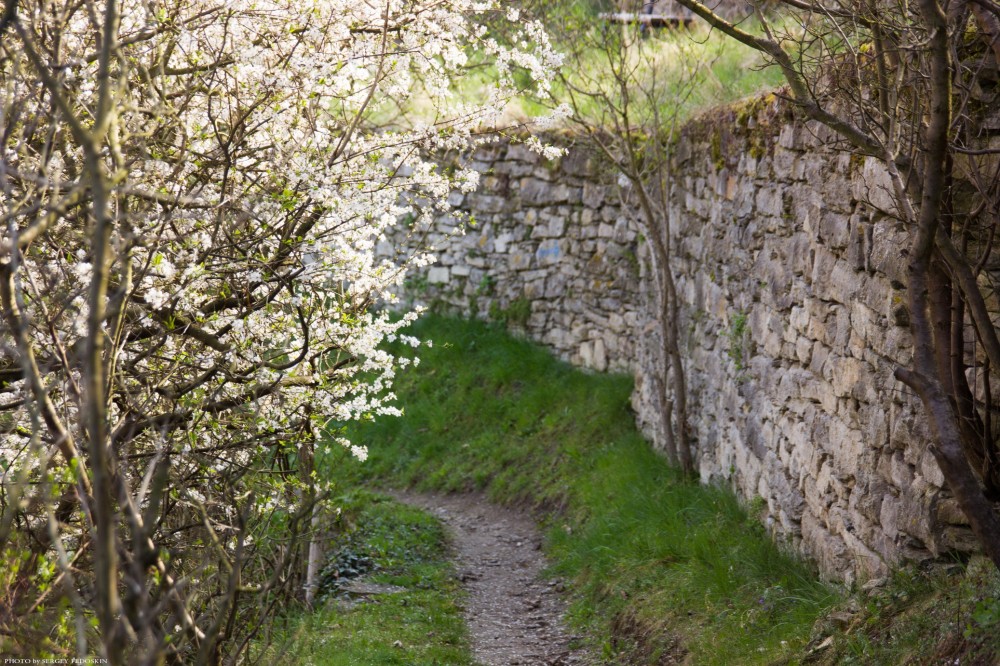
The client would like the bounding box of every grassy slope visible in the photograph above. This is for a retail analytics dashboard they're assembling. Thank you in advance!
[326,315,838,664]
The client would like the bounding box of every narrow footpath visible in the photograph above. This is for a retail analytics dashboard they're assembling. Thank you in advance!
[392,491,593,666]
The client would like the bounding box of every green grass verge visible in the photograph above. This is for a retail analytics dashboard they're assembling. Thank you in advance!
[323,315,838,664]
[272,493,473,666]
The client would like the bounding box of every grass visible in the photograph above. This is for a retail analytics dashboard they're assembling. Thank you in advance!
[270,492,473,665]
[811,557,1000,665]
[322,314,839,663]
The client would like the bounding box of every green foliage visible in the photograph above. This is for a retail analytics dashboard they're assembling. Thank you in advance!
[270,494,472,665]
[328,315,836,663]
[403,273,430,295]
[476,274,496,296]
[725,310,750,372]
[968,596,1000,636]
[812,558,1000,665]
[486,296,532,328]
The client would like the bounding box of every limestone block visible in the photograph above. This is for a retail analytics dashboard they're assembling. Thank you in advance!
[819,210,850,250]
[828,355,867,398]
[540,272,564,299]
[838,517,889,582]
[592,338,608,372]
[795,336,813,365]
[789,305,809,334]
[795,190,823,241]
[889,451,914,490]
[772,145,799,177]
[853,157,898,216]
[791,156,808,181]
[758,310,785,358]
[801,509,851,581]
[803,118,840,145]
[582,182,608,208]
[495,161,534,177]
[494,232,513,253]
[868,219,909,285]
[504,143,541,163]
[560,148,594,176]
[778,123,806,150]
[787,233,812,277]
[531,166,556,181]
[848,476,886,522]
[920,449,945,488]
[509,252,532,271]
[543,327,569,349]
[613,216,631,243]
[848,300,880,347]
[862,405,889,450]
[528,311,548,330]
[756,186,783,218]
[520,178,575,206]
[529,215,567,239]
[524,278,546,299]
[803,300,833,347]
[601,205,620,223]
[469,194,507,214]
[815,257,858,306]
[427,266,450,284]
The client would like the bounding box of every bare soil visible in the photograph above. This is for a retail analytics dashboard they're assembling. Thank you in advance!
[392,490,594,666]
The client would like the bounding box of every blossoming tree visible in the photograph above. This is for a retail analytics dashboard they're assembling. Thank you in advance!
[0,0,560,662]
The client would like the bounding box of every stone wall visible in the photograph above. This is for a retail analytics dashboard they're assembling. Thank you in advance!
[383,140,646,375]
[665,99,974,582]
[383,97,977,583]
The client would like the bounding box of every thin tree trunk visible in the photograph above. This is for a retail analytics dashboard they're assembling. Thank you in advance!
[894,0,1000,570]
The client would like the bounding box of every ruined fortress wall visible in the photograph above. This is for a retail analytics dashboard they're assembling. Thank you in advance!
[383,97,975,582]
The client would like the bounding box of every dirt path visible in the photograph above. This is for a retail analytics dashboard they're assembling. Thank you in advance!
[392,491,593,666]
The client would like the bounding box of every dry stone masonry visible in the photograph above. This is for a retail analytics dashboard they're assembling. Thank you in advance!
[382,140,645,374]
[383,96,977,583]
